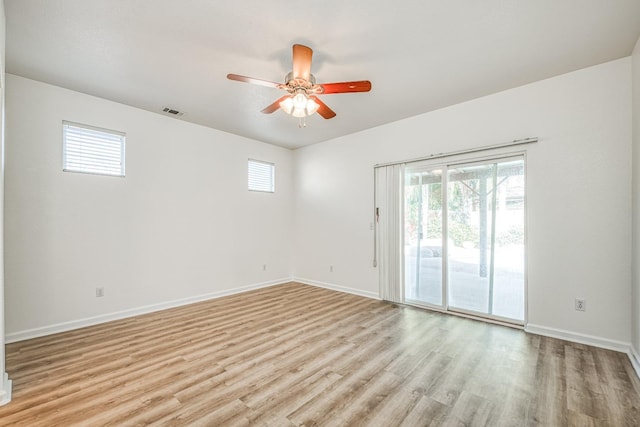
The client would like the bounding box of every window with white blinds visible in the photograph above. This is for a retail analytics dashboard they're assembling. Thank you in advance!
[63,121,125,177]
[248,159,274,192]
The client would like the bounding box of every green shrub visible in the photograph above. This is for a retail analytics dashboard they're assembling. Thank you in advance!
[448,222,478,247]
[497,226,524,246]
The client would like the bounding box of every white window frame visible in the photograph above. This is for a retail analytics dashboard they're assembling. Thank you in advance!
[248,159,275,193]
[62,121,126,177]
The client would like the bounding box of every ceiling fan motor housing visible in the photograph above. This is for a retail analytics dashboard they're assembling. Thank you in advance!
[285,72,317,93]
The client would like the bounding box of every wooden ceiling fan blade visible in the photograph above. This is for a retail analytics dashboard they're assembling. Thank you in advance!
[227,74,282,89]
[319,80,372,94]
[292,44,313,81]
[261,95,291,114]
[310,96,336,119]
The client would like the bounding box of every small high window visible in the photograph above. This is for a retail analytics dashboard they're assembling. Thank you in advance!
[63,121,125,177]
[248,159,274,193]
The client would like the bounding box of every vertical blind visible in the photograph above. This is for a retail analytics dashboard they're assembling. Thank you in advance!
[375,164,404,304]
[248,159,275,192]
[63,121,125,177]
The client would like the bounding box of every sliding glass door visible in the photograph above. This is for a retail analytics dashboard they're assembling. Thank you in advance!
[404,167,445,308]
[404,156,525,323]
[447,158,525,321]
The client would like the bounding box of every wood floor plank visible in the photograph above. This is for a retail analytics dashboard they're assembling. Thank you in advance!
[359,351,453,426]
[399,395,450,427]
[0,282,638,426]
[446,390,495,426]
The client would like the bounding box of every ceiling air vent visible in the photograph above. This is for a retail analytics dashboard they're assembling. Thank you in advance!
[161,107,185,117]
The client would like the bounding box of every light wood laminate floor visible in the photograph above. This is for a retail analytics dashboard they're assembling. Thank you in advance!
[0,282,638,426]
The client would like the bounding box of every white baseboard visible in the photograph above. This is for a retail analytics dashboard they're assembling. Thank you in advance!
[0,373,11,406]
[293,277,380,300]
[629,345,640,379]
[525,324,640,381]
[5,278,291,343]
[525,323,631,353]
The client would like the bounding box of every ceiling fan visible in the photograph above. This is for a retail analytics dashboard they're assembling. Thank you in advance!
[227,44,371,124]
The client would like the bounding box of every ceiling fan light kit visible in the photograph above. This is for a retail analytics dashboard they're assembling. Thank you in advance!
[227,44,371,125]
[279,92,319,118]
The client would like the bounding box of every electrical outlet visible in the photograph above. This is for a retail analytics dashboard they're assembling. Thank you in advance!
[575,299,586,311]
[96,287,104,298]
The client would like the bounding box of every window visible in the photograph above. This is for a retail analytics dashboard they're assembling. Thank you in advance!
[248,159,275,192]
[63,121,125,177]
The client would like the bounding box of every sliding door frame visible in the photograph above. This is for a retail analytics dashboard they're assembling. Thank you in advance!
[402,151,528,327]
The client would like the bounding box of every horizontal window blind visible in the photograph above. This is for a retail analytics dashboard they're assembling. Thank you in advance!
[63,121,125,177]
[248,159,274,192]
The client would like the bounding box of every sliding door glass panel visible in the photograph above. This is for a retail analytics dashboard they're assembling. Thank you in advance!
[447,158,525,322]
[490,160,525,321]
[447,163,496,314]
[404,168,444,307]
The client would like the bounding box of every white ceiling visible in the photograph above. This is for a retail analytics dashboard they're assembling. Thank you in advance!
[5,1,640,149]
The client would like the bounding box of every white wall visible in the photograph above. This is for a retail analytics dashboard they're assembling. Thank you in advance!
[293,58,632,346]
[3,54,634,354]
[632,37,640,361]
[0,0,10,406]
[4,74,293,339]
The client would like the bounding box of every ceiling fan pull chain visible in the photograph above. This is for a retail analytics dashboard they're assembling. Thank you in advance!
[299,117,307,128]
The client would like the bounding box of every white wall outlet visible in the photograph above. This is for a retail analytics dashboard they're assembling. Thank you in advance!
[575,299,586,311]
[96,287,104,298]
